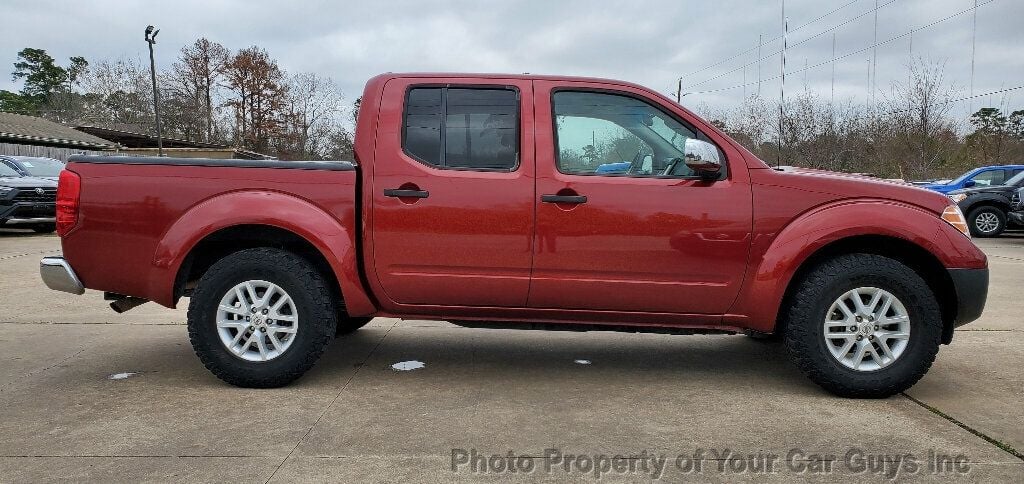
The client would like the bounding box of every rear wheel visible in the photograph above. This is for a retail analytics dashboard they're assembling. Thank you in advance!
[187,248,337,388]
[781,253,942,398]
[967,206,1006,237]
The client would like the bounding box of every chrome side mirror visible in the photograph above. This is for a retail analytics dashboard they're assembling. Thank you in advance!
[683,138,722,178]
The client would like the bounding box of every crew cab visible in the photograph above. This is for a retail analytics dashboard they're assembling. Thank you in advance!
[39,73,988,398]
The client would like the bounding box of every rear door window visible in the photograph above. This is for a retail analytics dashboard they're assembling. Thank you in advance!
[403,87,519,171]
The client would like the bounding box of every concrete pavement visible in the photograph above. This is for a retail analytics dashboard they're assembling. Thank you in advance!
[0,230,1021,482]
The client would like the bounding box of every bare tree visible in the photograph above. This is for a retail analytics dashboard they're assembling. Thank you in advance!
[78,57,153,126]
[222,46,288,152]
[167,38,229,143]
[880,58,960,179]
[282,72,345,158]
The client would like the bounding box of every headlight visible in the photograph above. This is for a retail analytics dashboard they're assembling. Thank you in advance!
[0,186,13,195]
[948,193,968,203]
[941,204,970,238]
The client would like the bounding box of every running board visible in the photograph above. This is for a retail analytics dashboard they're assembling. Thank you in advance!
[447,320,736,335]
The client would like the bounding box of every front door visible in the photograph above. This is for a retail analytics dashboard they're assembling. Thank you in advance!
[370,77,535,307]
[528,81,752,314]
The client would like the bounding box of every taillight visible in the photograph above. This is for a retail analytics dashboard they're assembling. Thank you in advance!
[56,169,81,236]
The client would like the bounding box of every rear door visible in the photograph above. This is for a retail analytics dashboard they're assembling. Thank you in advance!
[369,77,535,307]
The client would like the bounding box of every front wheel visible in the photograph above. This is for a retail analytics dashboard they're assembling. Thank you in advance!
[187,248,337,388]
[967,206,1006,237]
[781,253,942,398]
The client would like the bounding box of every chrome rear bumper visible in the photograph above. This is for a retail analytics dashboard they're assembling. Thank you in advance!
[40,256,85,295]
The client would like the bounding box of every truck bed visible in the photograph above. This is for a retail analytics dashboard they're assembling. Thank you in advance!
[60,155,359,307]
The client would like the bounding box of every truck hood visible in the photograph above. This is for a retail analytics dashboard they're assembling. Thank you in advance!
[0,176,57,188]
[764,166,953,215]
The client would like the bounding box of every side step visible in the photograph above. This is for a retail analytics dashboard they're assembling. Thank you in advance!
[447,320,736,336]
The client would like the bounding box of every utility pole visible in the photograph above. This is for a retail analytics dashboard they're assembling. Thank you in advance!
[969,0,978,114]
[144,25,164,157]
[676,77,682,103]
[757,34,763,97]
[831,32,836,105]
[777,1,787,168]
[870,0,878,117]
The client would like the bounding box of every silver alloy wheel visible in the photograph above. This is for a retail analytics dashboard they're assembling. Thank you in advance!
[974,211,1000,233]
[216,280,298,362]
[823,287,911,372]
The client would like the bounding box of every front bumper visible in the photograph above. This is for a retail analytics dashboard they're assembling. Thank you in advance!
[1009,211,1024,225]
[946,267,988,340]
[40,256,85,295]
[0,201,55,225]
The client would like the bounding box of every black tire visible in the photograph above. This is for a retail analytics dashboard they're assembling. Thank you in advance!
[966,206,1006,237]
[187,248,337,388]
[32,223,56,233]
[336,316,373,336]
[781,253,942,398]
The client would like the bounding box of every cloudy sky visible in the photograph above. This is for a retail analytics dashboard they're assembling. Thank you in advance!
[1,0,1022,120]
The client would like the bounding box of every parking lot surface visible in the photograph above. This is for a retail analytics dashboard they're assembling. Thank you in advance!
[0,230,1022,482]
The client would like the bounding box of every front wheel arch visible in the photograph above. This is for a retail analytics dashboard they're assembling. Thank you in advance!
[775,235,957,344]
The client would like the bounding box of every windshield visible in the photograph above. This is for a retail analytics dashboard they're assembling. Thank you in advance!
[0,162,23,177]
[1006,171,1024,186]
[13,157,64,177]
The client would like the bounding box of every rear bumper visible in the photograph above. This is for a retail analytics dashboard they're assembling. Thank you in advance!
[40,256,85,295]
[948,267,988,330]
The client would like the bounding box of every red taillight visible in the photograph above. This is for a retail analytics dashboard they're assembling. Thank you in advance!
[56,169,81,236]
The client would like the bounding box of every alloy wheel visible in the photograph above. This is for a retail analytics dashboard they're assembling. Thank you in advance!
[215,280,299,362]
[823,287,911,372]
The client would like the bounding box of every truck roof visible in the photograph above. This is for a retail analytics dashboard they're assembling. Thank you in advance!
[368,72,656,93]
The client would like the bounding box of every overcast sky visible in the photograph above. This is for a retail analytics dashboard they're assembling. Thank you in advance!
[1,0,1022,120]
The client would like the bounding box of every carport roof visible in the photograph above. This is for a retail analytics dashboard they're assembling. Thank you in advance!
[0,112,115,149]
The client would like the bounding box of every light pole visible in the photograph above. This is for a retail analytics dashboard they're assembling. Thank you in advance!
[144,25,164,156]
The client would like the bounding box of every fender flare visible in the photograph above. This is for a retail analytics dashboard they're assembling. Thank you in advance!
[962,194,1011,213]
[147,190,375,314]
[728,198,982,332]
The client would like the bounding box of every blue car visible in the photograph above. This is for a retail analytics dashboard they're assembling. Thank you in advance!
[916,165,1024,194]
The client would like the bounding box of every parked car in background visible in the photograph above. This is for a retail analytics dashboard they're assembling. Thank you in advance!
[39,73,988,398]
[0,160,58,232]
[1008,187,1024,227]
[916,165,1024,194]
[1,155,65,182]
[948,170,1024,237]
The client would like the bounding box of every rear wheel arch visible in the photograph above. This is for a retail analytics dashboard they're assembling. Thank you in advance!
[775,235,957,344]
[174,224,346,309]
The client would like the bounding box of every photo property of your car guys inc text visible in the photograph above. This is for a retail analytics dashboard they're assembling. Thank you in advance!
[1,0,1022,481]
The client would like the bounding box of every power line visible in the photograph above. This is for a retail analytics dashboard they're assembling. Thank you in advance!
[879,84,1023,118]
[681,0,861,81]
[687,0,901,90]
[688,0,996,95]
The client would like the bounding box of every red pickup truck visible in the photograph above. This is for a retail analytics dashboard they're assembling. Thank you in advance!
[40,73,987,397]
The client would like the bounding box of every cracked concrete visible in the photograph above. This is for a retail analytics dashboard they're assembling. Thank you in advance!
[0,230,1021,481]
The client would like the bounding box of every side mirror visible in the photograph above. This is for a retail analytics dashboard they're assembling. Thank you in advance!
[683,139,722,179]
[963,180,976,188]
